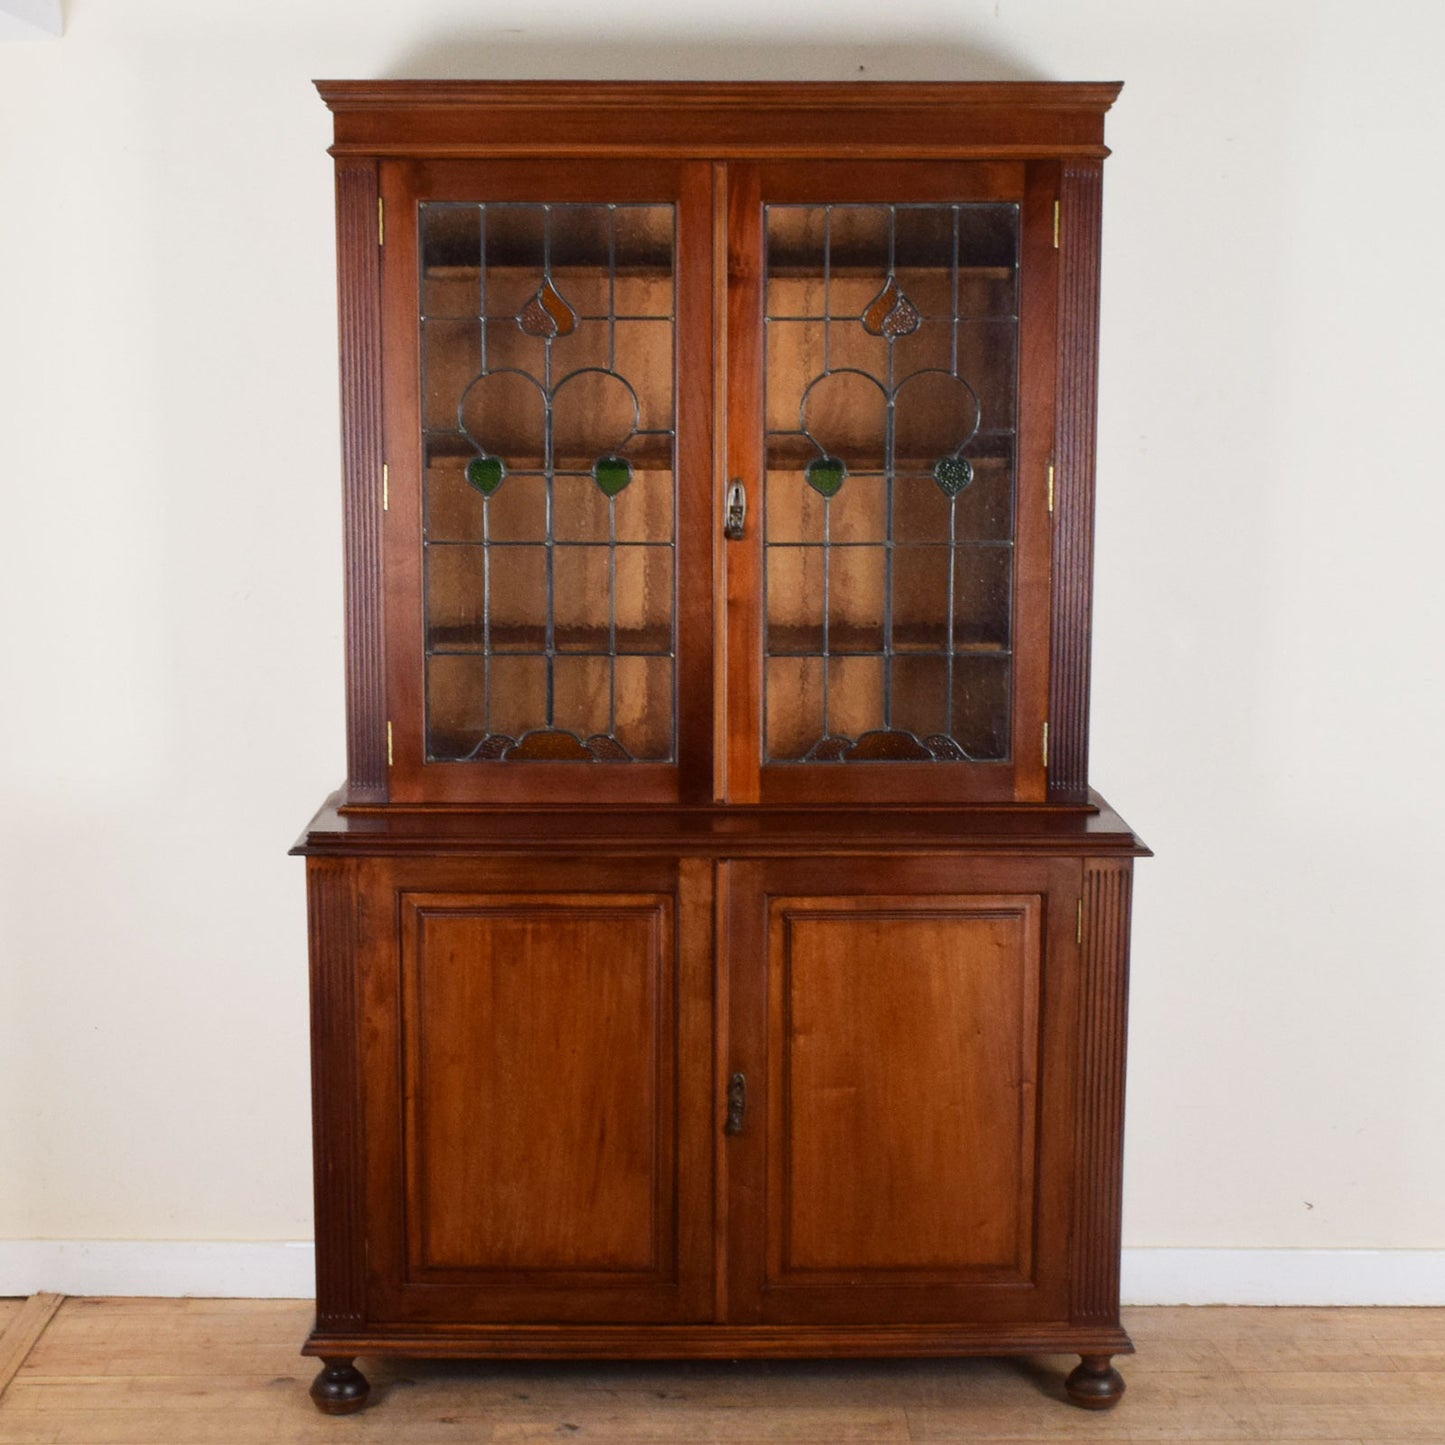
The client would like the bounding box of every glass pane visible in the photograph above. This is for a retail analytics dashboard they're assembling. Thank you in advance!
[763,201,1019,764]
[766,656,825,761]
[419,201,677,762]
[427,654,488,760]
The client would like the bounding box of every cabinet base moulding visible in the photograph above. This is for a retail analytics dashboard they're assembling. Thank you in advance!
[303,1322,1134,1361]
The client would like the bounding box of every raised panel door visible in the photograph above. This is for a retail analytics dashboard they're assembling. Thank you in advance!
[724,855,1080,1325]
[359,856,714,1324]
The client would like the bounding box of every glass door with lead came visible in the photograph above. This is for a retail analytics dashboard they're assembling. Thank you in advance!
[724,161,1057,805]
[380,160,713,805]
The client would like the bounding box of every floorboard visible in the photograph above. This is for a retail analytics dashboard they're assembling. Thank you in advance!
[0,1301,1440,1443]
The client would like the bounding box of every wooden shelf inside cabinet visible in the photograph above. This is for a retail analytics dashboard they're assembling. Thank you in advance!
[763,438,1013,469]
[304,79,1137,1420]
[424,437,676,471]
[425,264,674,281]
[766,263,1015,280]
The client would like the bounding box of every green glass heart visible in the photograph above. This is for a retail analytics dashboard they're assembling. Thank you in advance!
[805,455,846,498]
[593,454,634,498]
[465,455,506,496]
[932,455,974,498]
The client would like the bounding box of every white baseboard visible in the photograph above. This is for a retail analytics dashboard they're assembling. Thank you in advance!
[1121,1248,1445,1306]
[2,1242,1444,1306]
[0,1241,315,1298]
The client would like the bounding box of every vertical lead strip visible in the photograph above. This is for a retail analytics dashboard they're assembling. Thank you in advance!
[608,206,619,741]
[542,205,556,728]
[419,203,431,756]
[479,205,492,739]
[947,205,961,734]
[761,205,772,760]
[820,208,831,738]
[882,205,897,731]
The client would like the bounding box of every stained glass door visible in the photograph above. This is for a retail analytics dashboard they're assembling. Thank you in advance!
[381,161,713,805]
[726,163,1055,805]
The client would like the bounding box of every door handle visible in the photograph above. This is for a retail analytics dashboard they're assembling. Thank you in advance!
[724,479,747,541]
[725,1071,747,1135]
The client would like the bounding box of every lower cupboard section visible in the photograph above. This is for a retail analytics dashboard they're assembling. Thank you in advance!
[305,848,1133,1343]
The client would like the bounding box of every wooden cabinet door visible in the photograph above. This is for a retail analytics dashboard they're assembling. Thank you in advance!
[723,855,1080,1325]
[721,161,1058,806]
[359,856,714,1324]
[378,158,714,806]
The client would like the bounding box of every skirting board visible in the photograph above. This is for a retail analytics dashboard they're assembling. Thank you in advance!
[1,1243,1444,1305]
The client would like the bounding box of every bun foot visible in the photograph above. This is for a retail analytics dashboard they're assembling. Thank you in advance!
[310,1357,370,1414]
[1065,1353,1125,1410]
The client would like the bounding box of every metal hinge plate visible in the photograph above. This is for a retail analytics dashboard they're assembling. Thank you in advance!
[1053,199,1061,249]
[387,721,394,767]
[378,196,385,246]
[382,463,389,512]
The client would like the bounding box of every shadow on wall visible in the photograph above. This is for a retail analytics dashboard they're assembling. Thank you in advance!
[378,36,1052,83]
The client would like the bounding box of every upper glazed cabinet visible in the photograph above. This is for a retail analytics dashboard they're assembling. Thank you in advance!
[322,83,1119,808]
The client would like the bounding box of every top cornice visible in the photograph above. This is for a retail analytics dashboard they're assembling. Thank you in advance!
[314,80,1122,160]
[316,80,1122,111]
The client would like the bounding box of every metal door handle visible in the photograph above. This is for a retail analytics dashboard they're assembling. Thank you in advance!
[725,1071,747,1135]
[724,479,747,541]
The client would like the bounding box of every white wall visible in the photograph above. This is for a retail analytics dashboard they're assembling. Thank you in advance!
[1,0,1442,1294]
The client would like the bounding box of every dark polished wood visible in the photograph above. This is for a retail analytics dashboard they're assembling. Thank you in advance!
[721,162,763,804]
[304,1320,1132,1360]
[308,1357,369,1414]
[316,81,1122,161]
[294,790,1149,858]
[305,861,367,1331]
[725,856,1081,1326]
[356,855,715,1327]
[1065,1353,1127,1410]
[1048,160,1105,804]
[378,158,714,807]
[740,161,1050,806]
[303,80,1138,1416]
[334,160,389,805]
[1071,858,1134,1323]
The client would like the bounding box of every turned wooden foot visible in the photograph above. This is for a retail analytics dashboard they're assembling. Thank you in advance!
[1065,1353,1125,1410]
[310,1357,370,1414]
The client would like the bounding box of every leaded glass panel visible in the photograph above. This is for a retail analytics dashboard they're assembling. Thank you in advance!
[419,202,677,762]
[763,202,1019,764]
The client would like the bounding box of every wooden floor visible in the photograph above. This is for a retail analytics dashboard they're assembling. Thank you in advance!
[0,1299,1443,1442]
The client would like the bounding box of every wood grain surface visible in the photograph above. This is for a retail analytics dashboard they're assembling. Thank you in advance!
[0,1296,62,1402]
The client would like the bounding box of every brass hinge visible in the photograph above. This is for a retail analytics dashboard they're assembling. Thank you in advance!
[1042,720,1049,768]
[382,462,389,512]
[378,196,385,246]
[1053,200,1061,249]
[1047,460,1055,515]
[1077,898,1084,945]
[387,720,394,767]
